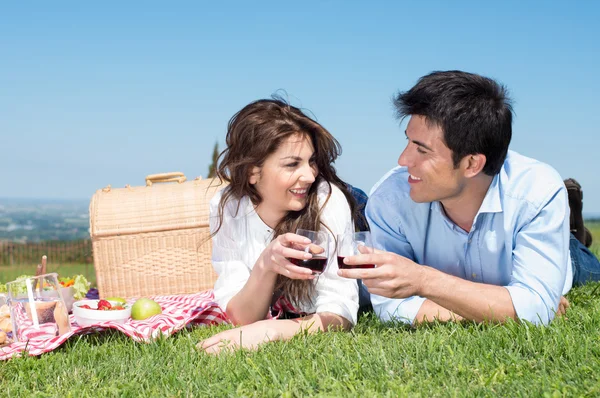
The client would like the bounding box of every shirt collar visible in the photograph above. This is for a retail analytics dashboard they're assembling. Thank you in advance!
[431,173,502,232]
[430,174,502,216]
[478,173,503,214]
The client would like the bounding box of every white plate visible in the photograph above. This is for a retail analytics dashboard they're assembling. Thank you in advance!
[72,299,131,326]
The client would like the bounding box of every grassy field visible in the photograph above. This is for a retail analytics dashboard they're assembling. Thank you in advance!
[1,229,599,396]
[1,282,600,396]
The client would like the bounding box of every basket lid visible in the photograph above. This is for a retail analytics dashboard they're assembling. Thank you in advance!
[89,176,225,238]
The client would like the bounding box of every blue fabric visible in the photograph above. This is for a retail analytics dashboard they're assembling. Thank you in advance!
[357,235,599,315]
[570,234,600,285]
[366,150,572,325]
[357,280,373,315]
[348,185,369,232]
[347,184,372,314]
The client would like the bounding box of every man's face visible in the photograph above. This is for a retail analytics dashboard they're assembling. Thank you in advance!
[398,115,466,204]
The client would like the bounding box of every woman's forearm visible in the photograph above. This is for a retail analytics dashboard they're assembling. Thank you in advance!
[198,312,353,353]
[262,312,351,342]
[225,257,278,325]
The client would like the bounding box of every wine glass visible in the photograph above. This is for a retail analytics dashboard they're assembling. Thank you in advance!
[337,231,375,269]
[6,273,71,342]
[287,228,330,275]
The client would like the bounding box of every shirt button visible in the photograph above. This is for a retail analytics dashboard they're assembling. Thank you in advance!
[467,238,472,244]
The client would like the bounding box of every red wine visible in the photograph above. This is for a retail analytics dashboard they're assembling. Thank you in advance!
[337,256,375,269]
[288,257,327,274]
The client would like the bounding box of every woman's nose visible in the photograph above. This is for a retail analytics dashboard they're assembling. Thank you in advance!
[300,164,316,183]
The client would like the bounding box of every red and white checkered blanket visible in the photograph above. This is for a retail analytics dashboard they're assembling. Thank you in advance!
[0,290,228,361]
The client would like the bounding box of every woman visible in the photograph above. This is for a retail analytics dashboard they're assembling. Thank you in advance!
[198,98,359,353]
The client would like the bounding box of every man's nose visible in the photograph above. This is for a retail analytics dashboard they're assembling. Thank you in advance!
[398,147,411,167]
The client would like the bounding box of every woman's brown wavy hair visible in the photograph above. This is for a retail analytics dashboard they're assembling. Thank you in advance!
[212,97,358,308]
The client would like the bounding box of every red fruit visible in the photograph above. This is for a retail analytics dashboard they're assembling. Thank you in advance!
[112,306,125,311]
[79,304,92,309]
[97,299,112,311]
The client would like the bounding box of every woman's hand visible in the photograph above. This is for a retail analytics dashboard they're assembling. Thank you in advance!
[224,232,319,325]
[197,321,281,354]
[259,233,317,280]
[557,296,570,317]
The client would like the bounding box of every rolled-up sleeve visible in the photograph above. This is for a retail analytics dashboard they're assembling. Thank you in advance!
[209,194,251,311]
[505,186,570,325]
[211,231,251,311]
[313,184,359,325]
[367,190,426,324]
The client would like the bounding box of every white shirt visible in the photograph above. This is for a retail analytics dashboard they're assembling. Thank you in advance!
[210,181,359,325]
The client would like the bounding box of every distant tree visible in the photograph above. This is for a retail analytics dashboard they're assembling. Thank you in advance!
[207,142,219,178]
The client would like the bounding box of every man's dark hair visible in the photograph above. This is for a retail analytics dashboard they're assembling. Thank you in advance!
[394,70,513,176]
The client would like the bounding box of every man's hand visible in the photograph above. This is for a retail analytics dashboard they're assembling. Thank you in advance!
[337,248,425,299]
[197,321,281,354]
[338,248,518,324]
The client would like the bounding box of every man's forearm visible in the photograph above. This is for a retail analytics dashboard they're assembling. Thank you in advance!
[418,266,517,323]
[414,299,463,323]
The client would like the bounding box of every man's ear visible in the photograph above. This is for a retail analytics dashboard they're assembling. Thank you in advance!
[248,166,261,185]
[463,154,486,178]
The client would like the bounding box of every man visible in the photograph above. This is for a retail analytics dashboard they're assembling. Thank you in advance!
[338,70,599,325]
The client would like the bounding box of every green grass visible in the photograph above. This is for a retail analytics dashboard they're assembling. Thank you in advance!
[1,282,600,396]
[2,230,599,396]
[0,263,96,286]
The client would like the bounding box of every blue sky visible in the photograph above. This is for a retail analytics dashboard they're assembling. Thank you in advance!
[1,1,599,215]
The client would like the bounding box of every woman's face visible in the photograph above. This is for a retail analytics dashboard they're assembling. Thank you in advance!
[250,133,317,228]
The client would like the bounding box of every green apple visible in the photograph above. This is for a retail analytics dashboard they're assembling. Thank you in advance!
[105,297,127,305]
[131,298,162,320]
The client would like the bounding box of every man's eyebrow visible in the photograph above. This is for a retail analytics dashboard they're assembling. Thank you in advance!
[405,131,433,151]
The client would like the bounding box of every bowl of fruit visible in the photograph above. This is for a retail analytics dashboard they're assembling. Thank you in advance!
[72,298,131,326]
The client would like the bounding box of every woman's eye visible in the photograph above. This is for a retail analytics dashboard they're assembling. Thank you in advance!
[285,162,299,168]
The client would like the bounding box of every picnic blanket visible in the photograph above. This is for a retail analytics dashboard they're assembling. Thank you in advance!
[0,290,228,361]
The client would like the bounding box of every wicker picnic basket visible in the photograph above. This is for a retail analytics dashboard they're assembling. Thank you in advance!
[89,172,226,298]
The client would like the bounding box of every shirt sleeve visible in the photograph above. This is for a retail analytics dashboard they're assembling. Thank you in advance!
[505,185,570,325]
[209,194,251,312]
[366,190,426,324]
[312,183,359,325]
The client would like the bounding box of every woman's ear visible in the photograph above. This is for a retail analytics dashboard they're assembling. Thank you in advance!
[249,166,261,185]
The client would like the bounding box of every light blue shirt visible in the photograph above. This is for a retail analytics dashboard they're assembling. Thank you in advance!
[367,150,572,325]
